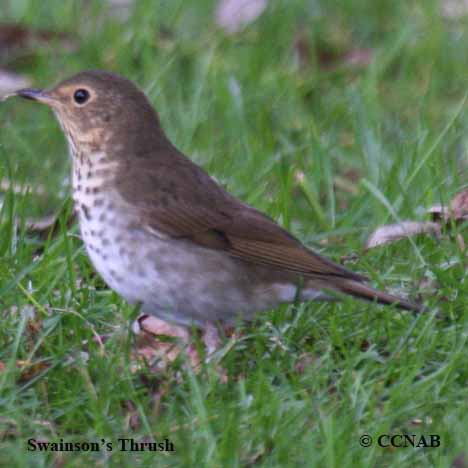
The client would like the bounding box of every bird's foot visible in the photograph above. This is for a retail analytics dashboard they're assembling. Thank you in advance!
[132,315,225,374]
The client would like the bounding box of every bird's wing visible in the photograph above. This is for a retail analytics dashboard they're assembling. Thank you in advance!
[116,156,365,282]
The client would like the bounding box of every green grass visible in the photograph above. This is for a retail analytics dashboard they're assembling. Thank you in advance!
[0,0,467,466]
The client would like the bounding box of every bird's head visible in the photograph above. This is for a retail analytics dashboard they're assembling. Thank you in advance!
[15,70,166,158]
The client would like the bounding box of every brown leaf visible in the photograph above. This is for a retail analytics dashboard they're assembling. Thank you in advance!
[294,353,317,374]
[19,212,76,241]
[202,323,222,355]
[342,48,373,67]
[0,23,75,63]
[131,316,228,381]
[123,400,141,431]
[215,0,268,34]
[16,359,50,383]
[0,417,19,438]
[132,315,199,372]
[0,178,46,196]
[365,221,441,250]
[334,175,359,196]
[107,0,135,19]
[134,315,190,341]
[441,0,468,18]
[453,453,468,468]
[293,32,312,69]
[340,252,360,265]
[428,189,468,223]
[292,29,374,73]
[450,189,468,220]
[0,69,30,98]
[456,233,465,252]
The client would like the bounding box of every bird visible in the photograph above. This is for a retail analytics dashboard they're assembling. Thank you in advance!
[14,70,421,329]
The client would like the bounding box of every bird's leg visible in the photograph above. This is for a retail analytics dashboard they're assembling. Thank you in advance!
[202,322,222,356]
[133,316,224,371]
[133,314,190,341]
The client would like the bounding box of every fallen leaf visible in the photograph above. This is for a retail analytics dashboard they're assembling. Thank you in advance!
[131,315,228,381]
[339,252,360,265]
[452,453,468,468]
[0,23,75,63]
[365,221,441,250]
[202,323,222,356]
[0,178,46,196]
[0,417,19,438]
[293,32,312,69]
[334,175,359,196]
[441,0,468,18]
[135,315,189,341]
[107,0,135,19]
[132,315,199,372]
[16,359,50,383]
[33,419,56,431]
[123,400,141,431]
[360,339,371,352]
[428,189,468,223]
[293,33,374,72]
[294,353,317,374]
[342,48,373,67]
[24,212,76,240]
[449,189,468,220]
[0,69,30,98]
[410,417,423,426]
[215,0,268,34]
[319,47,373,70]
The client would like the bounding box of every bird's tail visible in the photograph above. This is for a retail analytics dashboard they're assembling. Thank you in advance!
[309,278,422,312]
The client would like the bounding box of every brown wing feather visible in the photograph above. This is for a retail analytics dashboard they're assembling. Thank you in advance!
[117,153,366,282]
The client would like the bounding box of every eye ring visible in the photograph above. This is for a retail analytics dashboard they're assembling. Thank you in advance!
[73,89,90,105]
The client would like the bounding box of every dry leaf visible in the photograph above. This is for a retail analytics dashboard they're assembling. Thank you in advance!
[131,315,228,381]
[0,23,75,62]
[215,0,268,34]
[334,175,359,196]
[453,453,468,468]
[132,315,200,372]
[293,32,312,69]
[320,47,373,70]
[23,214,59,232]
[135,315,190,341]
[16,359,50,383]
[0,178,46,195]
[106,0,135,20]
[428,189,468,223]
[441,0,468,18]
[123,400,141,431]
[202,323,222,355]
[0,417,19,438]
[451,189,468,220]
[365,221,441,250]
[292,30,374,72]
[0,69,30,98]
[342,48,373,67]
[410,417,423,426]
[294,353,317,374]
[340,252,360,264]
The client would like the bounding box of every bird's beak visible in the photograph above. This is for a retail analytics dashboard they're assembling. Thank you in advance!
[15,88,56,105]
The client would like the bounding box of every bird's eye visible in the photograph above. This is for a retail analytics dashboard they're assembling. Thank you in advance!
[73,89,90,105]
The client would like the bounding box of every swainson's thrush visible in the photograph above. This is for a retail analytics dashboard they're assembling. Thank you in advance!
[15,70,420,326]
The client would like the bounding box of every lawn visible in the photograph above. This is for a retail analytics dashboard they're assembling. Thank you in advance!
[0,0,467,466]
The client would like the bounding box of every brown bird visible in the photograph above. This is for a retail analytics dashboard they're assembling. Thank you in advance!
[14,70,420,328]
